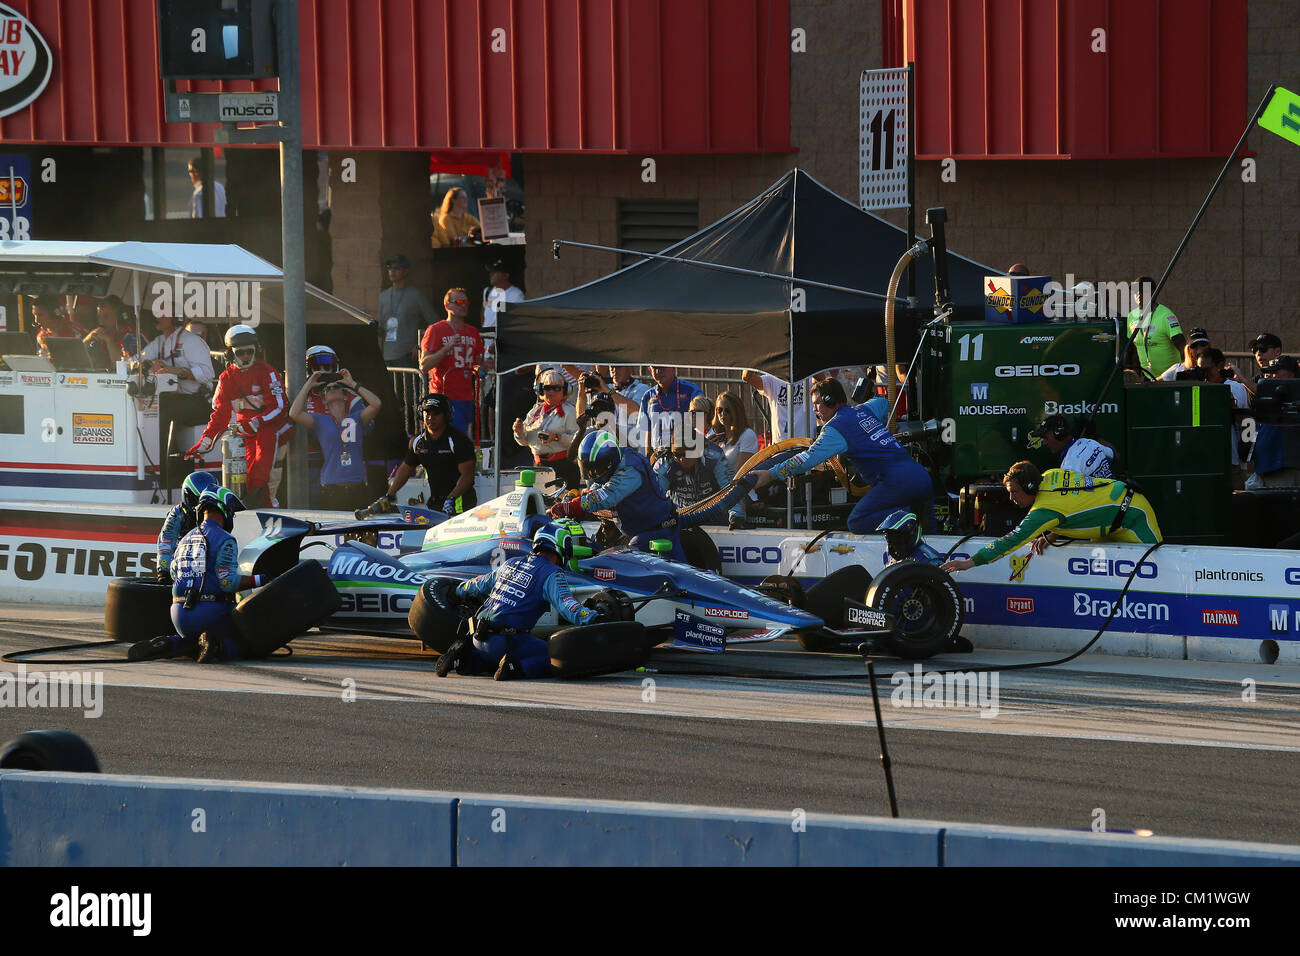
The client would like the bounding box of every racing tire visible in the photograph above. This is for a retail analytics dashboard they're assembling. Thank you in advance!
[408,578,467,655]
[757,574,807,609]
[0,730,101,773]
[866,561,964,660]
[104,576,174,643]
[548,622,650,679]
[583,588,637,622]
[795,565,874,650]
[232,560,342,658]
[679,527,721,572]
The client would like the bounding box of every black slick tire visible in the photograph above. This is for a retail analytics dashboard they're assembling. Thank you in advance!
[0,730,101,772]
[866,561,964,660]
[104,576,174,643]
[548,621,650,678]
[679,527,722,572]
[232,560,342,657]
[408,577,466,655]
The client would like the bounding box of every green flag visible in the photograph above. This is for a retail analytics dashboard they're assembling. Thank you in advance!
[1258,85,1300,147]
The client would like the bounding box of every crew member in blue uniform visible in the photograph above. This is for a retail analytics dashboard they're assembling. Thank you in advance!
[155,471,219,583]
[752,378,934,533]
[550,429,688,560]
[130,487,267,663]
[439,522,598,681]
[877,509,943,565]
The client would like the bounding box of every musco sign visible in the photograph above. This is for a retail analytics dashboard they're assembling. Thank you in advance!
[0,5,53,119]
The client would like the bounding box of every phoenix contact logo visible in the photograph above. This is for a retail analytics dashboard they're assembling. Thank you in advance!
[847,606,889,628]
[1201,609,1239,626]
[1072,593,1168,621]
[1006,596,1034,614]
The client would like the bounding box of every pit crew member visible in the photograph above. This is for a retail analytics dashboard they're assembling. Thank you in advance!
[1027,414,1115,478]
[653,397,745,529]
[751,377,934,533]
[941,462,1161,574]
[878,509,943,565]
[131,487,268,662]
[185,324,292,509]
[156,470,220,583]
[437,522,599,680]
[363,393,476,517]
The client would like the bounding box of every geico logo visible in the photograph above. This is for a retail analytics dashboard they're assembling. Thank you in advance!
[1072,592,1168,620]
[718,546,783,564]
[1044,400,1118,415]
[338,592,412,614]
[994,364,1080,377]
[500,583,527,600]
[1287,568,1300,585]
[1067,557,1157,579]
[0,542,156,580]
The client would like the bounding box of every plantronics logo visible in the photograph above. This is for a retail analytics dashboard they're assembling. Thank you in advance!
[995,364,1080,378]
[1072,592,1168,621]
[1195,569,1263,583]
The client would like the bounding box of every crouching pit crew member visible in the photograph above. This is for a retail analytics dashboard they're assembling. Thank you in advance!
[1027,414,1115,478]
[156,471,220,583]
[361,392,476,517]
[437,522,599,680]
[131,487,271,663]
[751,377,934,532]
[941,461,1161,574]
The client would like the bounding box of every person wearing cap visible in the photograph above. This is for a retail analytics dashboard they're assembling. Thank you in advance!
[365,393,477,517]
[419,287,492,437]
[482,259,524,334]
[288,355,382,512]
[1246,355,1300,489]
[941,462,1161,574]
[378,254,436,368]
[1159,327,1211,381]
[1250,332,1283,375]
[1027,415,1115,478]
[514,368,581,489]
[1197,347,1252,479]
[1126,276,1186,377]
[653,396,747,529]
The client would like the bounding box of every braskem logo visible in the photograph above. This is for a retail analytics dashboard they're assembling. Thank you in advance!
[1072,592,1169,621]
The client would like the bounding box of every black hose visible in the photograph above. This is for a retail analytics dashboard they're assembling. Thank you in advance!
[3,640,294,665]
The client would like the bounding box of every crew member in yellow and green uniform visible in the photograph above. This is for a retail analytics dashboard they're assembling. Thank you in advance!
[1126,275,1185,377]
[941,462,1161,574]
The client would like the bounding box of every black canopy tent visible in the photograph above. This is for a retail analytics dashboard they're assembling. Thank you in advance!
[497,169,997,381]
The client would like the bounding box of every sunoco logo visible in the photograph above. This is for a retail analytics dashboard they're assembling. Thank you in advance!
[1201,609,1239,626]
[995,364,1080,378]
[1045,400,1118,415]
[1072,593,1168,621]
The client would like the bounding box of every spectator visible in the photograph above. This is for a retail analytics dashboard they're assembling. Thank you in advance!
[1026,414,1115,478]
[138,309,217,484]
[288,365,382,512]
[30,294,86,357]
[419,287,491,437]
[188,156,227,218]
[1159,327,1211,381]
[1007,263,1030,276]
[367,393,477,517]
[654,396,745,528]
[639,366,704,452]
[481,259,524,334]
[378,253,437,368]
[1250,332,1283,374]
[710,390,760,472]
[1246,356,1300,489]
[431,186,481,248]
[1198,347,1252,480]
[81,295,134,371]
[185,319,209,347]
[513,368,581,490]
[66,294,97,333]
[742,369,815,442]
[1126,275,1185,377]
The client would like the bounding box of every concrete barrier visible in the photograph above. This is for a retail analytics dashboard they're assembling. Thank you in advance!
[4,770,1299,867]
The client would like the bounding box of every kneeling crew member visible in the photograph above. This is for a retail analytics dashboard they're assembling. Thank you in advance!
[752,378,934,532]
[941,462,1161,574]
[1028,414,1115,478]
[439,522,598,680]
[156,471,219,583]
[131,487,268,662]
[550,430,686,561]
[363,392,477,517]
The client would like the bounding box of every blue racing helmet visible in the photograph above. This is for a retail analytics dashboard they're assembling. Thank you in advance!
[181,470,220,511]
[194,487,245,529]
[877,509,920,562]
[865,396,890,421]
[577,430,622,485]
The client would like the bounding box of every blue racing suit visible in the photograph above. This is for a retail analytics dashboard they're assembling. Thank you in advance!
[169,519,244,657]
[456,553,597,677]
[653,443,744,524]
[156,503,196,579]
[577,448,686,560]
[770,404,934,533]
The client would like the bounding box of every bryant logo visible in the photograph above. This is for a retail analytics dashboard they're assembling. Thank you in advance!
[1006,597,1034,614]
[704,607,749,620]
[594,568,616,581]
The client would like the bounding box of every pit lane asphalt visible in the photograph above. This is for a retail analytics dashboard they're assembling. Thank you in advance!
[2,605,1299,846]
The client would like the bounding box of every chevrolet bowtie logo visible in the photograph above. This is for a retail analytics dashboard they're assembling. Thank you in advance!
[830,544,854,554]
[472,507,497,519]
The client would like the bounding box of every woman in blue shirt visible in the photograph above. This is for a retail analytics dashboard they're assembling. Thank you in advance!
[289,365,383,511]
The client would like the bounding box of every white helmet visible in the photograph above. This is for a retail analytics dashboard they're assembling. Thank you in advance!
[224,324,259,368]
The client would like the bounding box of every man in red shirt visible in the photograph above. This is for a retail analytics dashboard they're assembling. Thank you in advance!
[419,287,492,438]
[185,324,292,508]
[31,295,87,357]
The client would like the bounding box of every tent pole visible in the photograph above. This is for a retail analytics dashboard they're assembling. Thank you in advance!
[494,370,502,496]
[132,270,144,487]
[787,301,795,532]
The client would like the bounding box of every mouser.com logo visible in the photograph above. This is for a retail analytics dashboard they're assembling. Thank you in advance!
[1073,593,1168,621]
[959,404,1027,416]
[996,364,1080,378]
[970,383,989,401]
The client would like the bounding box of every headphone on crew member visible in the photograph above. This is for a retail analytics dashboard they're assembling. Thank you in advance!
[535,367,570,399]
[1005,461,1041,495]
[1027,414,1070,450]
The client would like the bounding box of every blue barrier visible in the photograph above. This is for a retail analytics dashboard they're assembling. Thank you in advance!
[4,771,1300,866]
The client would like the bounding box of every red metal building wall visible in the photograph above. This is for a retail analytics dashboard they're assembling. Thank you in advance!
[0,0,790,153]
[893,0,1247,159]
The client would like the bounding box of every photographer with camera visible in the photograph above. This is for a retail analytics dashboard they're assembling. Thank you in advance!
[288,347,382,512]
[1195,347,1252,483]
[572,365,650,434]
[514,368,581,490]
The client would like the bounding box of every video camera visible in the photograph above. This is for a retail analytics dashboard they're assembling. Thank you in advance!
[1251,377,1300,425]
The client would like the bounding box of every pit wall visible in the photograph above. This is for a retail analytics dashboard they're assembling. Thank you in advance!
[3,772,1298,867]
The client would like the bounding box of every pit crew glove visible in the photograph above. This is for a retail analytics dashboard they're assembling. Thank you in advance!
[549,497,586,519]
[235,418,261,437]
[185,437,214,459]
[442,497,458,516]
[728,514,747,530]
[155,566,172,585]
